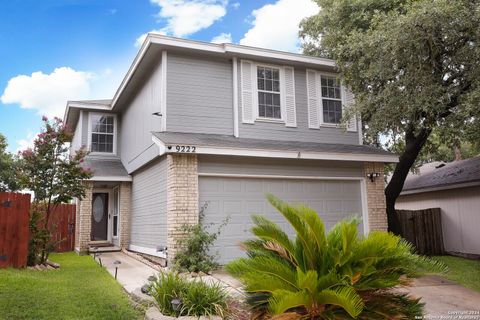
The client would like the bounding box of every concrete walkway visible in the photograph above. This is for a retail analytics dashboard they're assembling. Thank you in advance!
[96,252,244,298]
[96,251,158,293]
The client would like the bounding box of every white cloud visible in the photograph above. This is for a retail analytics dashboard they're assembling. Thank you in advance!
[136,0,228,46]
[1,67,94,118]
[232,2,240,9]
[16,132,35,153]
[211,32,232,44]
[240,0,319,52]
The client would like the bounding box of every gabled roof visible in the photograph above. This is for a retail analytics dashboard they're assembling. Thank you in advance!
[402,156,480,194]
[64,34,337,128]
[152,132,398,163]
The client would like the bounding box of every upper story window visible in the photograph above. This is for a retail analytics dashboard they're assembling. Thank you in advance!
[257,66,281,119]
[90,114,116,154]
[241,60,296,127]
[320,75,342,124]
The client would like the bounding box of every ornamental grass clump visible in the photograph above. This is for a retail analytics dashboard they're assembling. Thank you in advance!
[226,194,446,319]
[149,271,228,318]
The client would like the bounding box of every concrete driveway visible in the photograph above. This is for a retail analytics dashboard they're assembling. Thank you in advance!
[400,275,480,316]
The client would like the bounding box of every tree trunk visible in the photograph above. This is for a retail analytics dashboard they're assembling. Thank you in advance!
[385,128,431,234]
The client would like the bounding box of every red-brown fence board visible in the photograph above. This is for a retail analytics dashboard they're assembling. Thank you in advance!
[0,192,76,268]
[0,193,30,268]
[48,204,76,253]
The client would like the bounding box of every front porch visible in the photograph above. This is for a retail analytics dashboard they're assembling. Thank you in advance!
[75,180,131,254]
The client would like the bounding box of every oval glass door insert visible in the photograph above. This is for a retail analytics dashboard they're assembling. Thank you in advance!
[93,196,104,223]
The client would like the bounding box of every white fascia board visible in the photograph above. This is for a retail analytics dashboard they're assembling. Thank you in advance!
[63,102,111,123]
[151,136,398,163]
[88,176,133,182]
[224,44,336,67]
[149,34,224,53]
[147,34,336,66]
[110,37,153,109]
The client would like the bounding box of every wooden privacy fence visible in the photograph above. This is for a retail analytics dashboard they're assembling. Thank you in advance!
[46,204,76,253]
[0,193,30,268]
[0,192,76,268]
[396,208,444,255]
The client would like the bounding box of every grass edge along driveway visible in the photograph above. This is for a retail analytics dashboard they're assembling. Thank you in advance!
[0,252,141,320]
[434,255,480,292]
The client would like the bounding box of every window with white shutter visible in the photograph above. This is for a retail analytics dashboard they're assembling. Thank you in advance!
[240,60,297,127]
[305,70,357,132]
[241,60,255,124]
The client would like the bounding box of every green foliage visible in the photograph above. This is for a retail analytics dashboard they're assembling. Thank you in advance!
[19,117,92,265]
[301,0,480,140]
[0,253,140,320]
[226,195,446,319]
[172,203,228,273]
[300,0,480,223]
[433,256,480,293]
[0,133,21,192]
[149,271,228,318]
[27,205,50,266]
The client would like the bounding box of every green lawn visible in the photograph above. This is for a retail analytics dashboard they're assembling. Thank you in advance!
[434,255,480,292]
[0,253,141,320]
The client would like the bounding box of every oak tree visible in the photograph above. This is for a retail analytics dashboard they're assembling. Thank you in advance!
[301,0,480,233]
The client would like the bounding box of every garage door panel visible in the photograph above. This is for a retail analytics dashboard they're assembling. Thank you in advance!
[326,200,343,213]
[324,181,343,194]
[265,180,286,193]
[200,177,363,264]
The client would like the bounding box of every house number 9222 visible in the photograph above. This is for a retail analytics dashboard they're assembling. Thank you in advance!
[175,145,196,153]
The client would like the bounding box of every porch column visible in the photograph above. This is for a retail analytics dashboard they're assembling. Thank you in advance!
[119,181,132,249]
[363,162,388,232]
[75,181,93,254]
[166,154,199,263]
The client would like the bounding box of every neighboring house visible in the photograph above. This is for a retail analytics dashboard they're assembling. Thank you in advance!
[64,34,398,264]
[396,157,480,256]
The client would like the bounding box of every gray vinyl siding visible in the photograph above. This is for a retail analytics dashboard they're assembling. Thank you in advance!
[120,59,163,173]
[166,53,233,135]
[198,155,364,178]
[130,156,168,249]
[81,110,88,146]
[237,61,359,144]
[70,114,83,154]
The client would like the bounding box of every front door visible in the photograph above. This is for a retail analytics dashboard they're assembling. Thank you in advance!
[91,193,108,241]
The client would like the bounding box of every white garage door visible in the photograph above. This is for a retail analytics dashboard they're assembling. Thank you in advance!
[199,176,363,264]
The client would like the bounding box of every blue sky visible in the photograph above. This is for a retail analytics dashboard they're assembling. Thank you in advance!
[0,0,318,152]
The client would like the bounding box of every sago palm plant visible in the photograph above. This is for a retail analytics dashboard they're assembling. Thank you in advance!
[226,195,446,319]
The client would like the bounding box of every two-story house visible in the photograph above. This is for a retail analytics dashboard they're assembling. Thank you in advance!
[64,34,397,264]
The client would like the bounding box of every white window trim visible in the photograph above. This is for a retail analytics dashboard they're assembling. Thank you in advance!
[87,112,118,156]
[307,69,345,129]
[253,62,286,123]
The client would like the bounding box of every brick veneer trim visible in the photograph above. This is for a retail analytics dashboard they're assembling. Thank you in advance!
[75,181,93,254]
[363,162,388,232]
[166,154,199,262]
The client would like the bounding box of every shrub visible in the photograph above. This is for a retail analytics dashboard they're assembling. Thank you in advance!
[226,195,446,319]
[149,271,228,318]
[172,203,228,274]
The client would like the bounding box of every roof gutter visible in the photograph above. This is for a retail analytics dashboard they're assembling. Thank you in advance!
[151,135,399,163]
